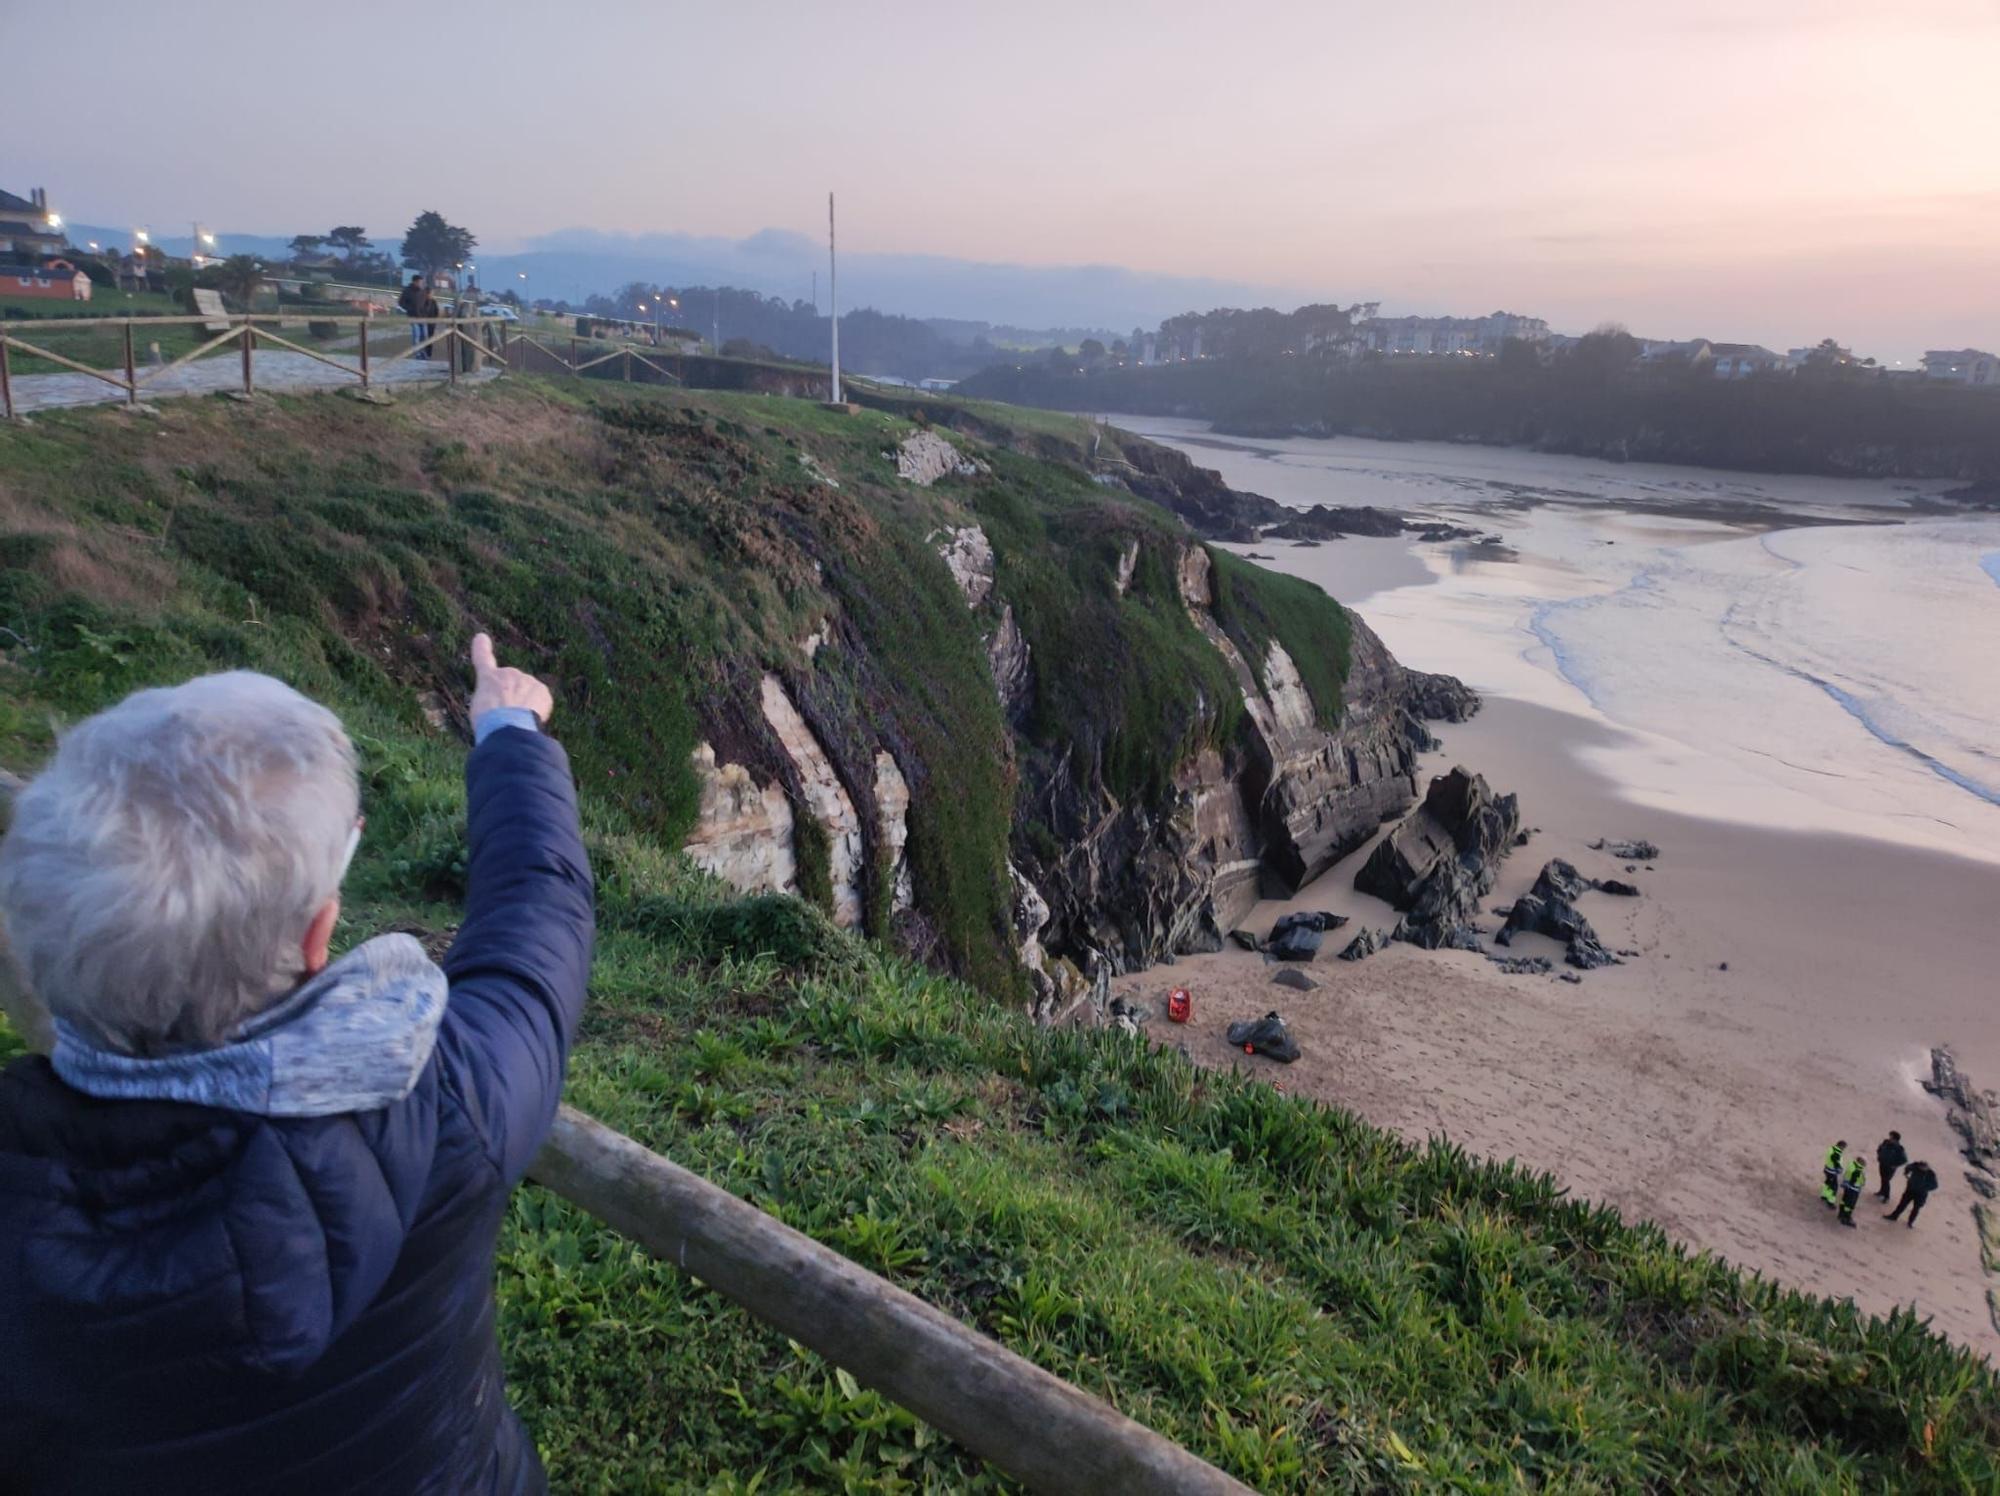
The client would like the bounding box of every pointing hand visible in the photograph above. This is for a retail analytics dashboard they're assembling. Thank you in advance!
[469,632,553,725]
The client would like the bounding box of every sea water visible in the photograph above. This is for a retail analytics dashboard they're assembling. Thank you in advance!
[1116,418,2000,867]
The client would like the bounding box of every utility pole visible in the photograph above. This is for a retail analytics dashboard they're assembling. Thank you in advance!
[828,191,841,405]
[713,289,720,354]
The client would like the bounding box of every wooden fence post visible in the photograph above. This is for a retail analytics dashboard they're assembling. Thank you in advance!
[240,324,254,395]
[123,322,137,406]
[359,312,371,390]
[528,1105,1255,1496]
[0,336,13,421]
[570,336,579,375]
[448,319,458,386]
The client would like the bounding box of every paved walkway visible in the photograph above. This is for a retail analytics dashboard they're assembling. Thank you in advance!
[5,349,501,415]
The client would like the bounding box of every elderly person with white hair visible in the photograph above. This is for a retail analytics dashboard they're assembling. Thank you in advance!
[0,636,593,1494]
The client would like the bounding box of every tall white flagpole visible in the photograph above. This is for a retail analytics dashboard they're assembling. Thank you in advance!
[828,192,841,405]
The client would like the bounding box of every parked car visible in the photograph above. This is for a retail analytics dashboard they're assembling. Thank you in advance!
[478,305,520,322]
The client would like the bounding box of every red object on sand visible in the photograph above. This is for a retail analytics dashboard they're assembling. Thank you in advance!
[1167,987,1192,1023]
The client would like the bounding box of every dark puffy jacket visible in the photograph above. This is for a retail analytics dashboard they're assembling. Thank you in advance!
[0,727,593,1494]
[1877,1138,1908,1175]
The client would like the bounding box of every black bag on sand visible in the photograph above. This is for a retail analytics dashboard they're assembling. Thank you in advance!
[1226,1011,1301,1063]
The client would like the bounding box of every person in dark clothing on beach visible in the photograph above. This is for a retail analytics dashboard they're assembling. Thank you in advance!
[1875,1131,1908,1201]
[398,273,430,355]
[1886,1161,1940,1228]
[0,635,591,1494]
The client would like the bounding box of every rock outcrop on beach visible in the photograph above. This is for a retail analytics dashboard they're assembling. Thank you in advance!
[1338,926,1386,961]
[1355,767,1521,950]
[1019,546,1475,976]
[1263,504,1407,540]
[1922,1048,2000,1334]
[1496,859,1620,969]
[1266,911,1348,962]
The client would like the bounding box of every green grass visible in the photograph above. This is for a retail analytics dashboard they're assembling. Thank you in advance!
[1207,547,1355,729]
[1,378,1996,1491]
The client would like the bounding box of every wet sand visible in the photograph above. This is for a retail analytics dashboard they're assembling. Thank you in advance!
[1114,696,2000,1352]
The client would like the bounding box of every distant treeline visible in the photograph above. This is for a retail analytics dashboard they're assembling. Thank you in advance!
[580,284,1046,381]
[958,352,2000,481]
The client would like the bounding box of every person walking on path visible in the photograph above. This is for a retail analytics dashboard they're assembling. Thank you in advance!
[1885,1161,1940,1228]
[398,273,429,355]
[0,635,592,1493]
[1836,1149,1868,1227]
[1821,1140,1847,1207]
[1875,1131,1908,1202]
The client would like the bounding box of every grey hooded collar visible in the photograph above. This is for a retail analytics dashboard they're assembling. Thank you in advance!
[50,934,448,1118]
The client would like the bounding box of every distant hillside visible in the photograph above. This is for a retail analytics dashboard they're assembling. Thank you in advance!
[961,354,2000,482]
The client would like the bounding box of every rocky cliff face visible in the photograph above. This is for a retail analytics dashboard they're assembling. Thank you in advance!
[673,433,1475,1014]
[1019,541,1475,980]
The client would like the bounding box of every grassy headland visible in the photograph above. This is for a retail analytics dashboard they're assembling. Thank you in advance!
[0,377,1994,1489]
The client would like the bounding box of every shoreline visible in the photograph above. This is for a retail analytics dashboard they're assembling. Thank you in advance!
[1114,695,2000,1351]
[1098,420,2000,1350]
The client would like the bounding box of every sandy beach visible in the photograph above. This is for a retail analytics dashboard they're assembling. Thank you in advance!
[1114,698,2000,1350]
[1110,422,2000,1354]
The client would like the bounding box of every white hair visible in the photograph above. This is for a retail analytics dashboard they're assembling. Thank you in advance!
[0,672,359,1056]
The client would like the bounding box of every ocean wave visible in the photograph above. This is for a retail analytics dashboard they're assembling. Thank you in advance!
[1718,531,2000,810]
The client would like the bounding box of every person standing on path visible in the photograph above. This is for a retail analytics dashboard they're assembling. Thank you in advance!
[418,285,443,361]
[1821,1140,1847,1207]
[1875,1131,1907,1202]
[398,274,429,354]
[1836,1149,1867,1227]
[1885,1161,1940,1228]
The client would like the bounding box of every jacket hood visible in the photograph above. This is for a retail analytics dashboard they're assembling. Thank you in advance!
[0,936,449,1378]
[52,933,447,1117]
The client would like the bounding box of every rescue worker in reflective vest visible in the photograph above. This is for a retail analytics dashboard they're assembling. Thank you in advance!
[1836,1148,1867,1227]
[1821,1140,1846,1207]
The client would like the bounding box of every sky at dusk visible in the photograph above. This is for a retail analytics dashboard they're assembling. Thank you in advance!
[7,0,1996,361]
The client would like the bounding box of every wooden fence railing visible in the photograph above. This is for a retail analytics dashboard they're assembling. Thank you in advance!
[530,1105,1253,1495]
[0,314,691,417]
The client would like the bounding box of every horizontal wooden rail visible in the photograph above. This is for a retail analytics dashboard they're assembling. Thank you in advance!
[528,1105,1252,1495]
[0,313,519,332]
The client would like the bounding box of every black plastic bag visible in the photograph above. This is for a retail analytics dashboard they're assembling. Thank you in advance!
[1225,1010,1301,1063]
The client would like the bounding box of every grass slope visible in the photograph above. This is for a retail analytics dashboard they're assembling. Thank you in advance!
[0,380,1995,1491]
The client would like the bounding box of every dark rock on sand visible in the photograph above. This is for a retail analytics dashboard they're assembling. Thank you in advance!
[1591,837,1661,861]
[1491,954,1553,975]
[1271,968,1318,992]
[1265,503,1407,540]
[1925,1046,2000,1175]
[1356,767,1520,950]
[1497,858,1620,969]
[1597,879,1641,897]
[1266,910,1347,962]
[1338,927,1386,961]
[1227,929,1264,952]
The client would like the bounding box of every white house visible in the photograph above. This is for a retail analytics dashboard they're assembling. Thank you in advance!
[1921,349,2000,388]
[1709,343,1783,380]
[1640,338,1713,367]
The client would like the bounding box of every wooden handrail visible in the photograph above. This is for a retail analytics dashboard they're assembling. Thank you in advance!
[528,1105,1254,1495]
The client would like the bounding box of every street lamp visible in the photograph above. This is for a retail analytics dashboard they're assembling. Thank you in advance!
[45,213,61,230]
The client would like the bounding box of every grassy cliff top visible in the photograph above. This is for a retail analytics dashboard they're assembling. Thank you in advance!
[0,378,1994,1490]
